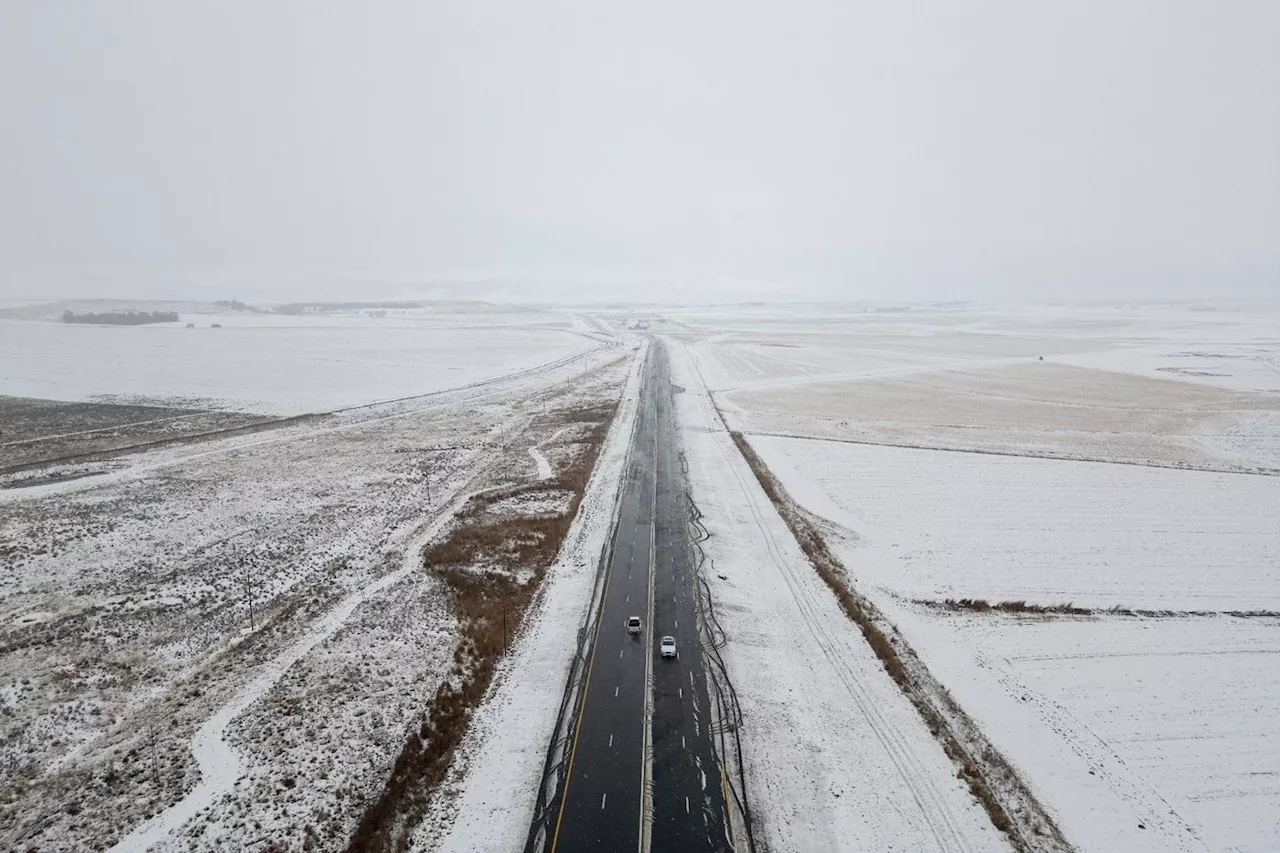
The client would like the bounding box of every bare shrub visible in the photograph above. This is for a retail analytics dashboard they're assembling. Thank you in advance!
[942,598,1091,616]
[932,599,1280,620]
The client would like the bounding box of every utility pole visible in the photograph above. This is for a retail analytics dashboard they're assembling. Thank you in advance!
[148,718,160,790]
[239,555,257,631]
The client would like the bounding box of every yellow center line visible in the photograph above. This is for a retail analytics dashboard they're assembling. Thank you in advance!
[549,531,615,851]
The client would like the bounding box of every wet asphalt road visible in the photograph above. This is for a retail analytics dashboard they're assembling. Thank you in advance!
[547,340,731,853]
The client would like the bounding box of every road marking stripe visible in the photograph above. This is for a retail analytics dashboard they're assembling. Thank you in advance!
[548,527,615,853]
[602,793,607,810]
[723,762,732,844]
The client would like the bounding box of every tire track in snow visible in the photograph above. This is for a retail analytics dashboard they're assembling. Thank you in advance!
[960,622,1207,852]
[683,340,981,853]
[0,410,224,448]
[105,488,479,853]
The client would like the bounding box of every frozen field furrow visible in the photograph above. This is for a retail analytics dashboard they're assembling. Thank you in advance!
[885,608,1280,853]
[748,433,1280,853]
[661,301,1280,852]
[750,435,1280,611]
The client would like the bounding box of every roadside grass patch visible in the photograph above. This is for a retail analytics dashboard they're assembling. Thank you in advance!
[347,404,616,853]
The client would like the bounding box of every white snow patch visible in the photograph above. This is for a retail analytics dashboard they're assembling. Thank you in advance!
[886,607,1280,853]
[481,489,575,519]
[748,433,1280,853]
[0,313,589,415]
[750,436,1280,611]
[528,445,553,481]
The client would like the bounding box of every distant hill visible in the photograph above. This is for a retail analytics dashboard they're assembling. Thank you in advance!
[267,299,506,315]
[0,298,261,322]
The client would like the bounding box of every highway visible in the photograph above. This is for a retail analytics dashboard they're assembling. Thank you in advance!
[545,340,731,853]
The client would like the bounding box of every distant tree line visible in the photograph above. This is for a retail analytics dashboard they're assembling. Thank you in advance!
[62,310,179,325]
[215,299,263,312]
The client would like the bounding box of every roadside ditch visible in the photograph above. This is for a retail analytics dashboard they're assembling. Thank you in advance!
[728,430,1075,853]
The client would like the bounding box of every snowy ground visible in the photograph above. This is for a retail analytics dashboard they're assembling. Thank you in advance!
[8,298,1279,852]
[706,299,1280,853]
[676,300,1280,472]
[666,337,1009,853]
[0,324,631,851]
[885,608,1280,853]
[0,396,269,471]
[750,435,1280,852]
[751,436,1280,611]
[0,307,593,414]
[726,361,1280,471]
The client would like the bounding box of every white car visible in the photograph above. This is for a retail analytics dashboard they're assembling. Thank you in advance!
[660,636,677,658]
[626,616,642,634]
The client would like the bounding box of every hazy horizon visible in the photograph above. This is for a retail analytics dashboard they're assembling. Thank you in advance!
[3,2,1277,304]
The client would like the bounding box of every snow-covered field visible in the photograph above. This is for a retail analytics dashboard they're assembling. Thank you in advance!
[7,297,1279,852]
[726,361,1280,471]
[887,609,1280,853]
[1,308,593,414]
[690,301,1280,853]
[0,309,632,852]
[751,436,1280,611]
[748,435,1280,851]
[667,338,1010,852]
[677,300,1280,472]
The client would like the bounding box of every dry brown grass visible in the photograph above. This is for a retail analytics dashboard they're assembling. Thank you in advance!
[943,598,1091,616]
[346,405,614,853]
[729,431,1070,850]
[933,598,1280,620]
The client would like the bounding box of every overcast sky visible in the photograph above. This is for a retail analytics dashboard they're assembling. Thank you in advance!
[1,1,1277,303]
